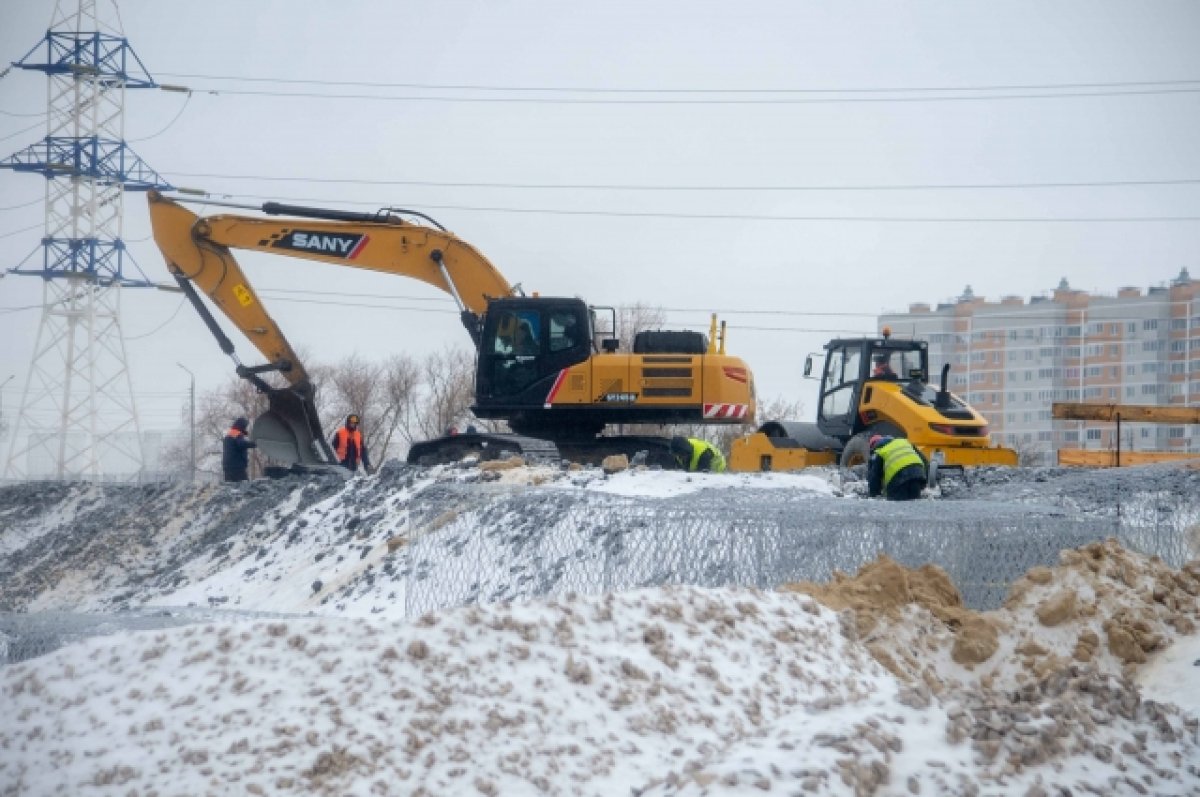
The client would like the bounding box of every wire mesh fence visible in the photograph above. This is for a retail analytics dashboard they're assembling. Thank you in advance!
[2,470,1197,665]
[399,489,1198,619]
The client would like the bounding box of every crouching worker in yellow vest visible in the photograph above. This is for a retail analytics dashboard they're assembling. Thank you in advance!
[867,434,928,501]
[669,436,727,473]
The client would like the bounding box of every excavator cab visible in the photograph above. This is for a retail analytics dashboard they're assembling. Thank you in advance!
[474,297,593,426]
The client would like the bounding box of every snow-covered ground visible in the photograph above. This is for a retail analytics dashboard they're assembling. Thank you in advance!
[1,461,1199,796]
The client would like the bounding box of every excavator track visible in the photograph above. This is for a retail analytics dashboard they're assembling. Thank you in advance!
[407,432,561,467]
[407,433,681,469]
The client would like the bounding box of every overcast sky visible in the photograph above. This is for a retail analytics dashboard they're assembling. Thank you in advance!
[2,0,1199,437]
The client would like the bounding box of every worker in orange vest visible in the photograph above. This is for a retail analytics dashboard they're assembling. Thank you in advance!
[331,413,372,473]
[222,417,257,482]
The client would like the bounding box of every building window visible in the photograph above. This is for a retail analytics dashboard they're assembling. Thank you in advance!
[1086,429,1102,441]
[1143,319,1159,331]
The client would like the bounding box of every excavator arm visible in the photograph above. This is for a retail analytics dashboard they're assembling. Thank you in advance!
[147,190,516,467]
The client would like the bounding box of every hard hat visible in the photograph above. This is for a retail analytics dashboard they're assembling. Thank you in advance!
[868,434,884,449]
[233,417,249,432]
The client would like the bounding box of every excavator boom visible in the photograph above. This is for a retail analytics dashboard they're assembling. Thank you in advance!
[148,191,514,469]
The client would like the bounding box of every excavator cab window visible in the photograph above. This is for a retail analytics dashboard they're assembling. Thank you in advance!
[477,298,592,402]
[548,310,579,353]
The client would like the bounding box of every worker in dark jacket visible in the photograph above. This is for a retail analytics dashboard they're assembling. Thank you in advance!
[222,417,257,482]
[669,436,727,472]
[867,434,927,500]
[331,414,372,473]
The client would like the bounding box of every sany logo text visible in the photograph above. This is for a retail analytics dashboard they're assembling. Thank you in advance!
[270,231,368,259]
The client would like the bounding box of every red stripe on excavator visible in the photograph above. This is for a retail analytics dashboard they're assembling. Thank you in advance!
[544,369,569,408]
[348,234,370,259]
[703,403,748,419]
[722,366,748,383]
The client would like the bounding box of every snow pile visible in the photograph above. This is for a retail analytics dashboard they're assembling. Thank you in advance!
[2,465,1200,795]
[2,587,899,796]
[783,539,1200,793]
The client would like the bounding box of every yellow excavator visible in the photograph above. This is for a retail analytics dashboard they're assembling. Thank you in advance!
[147,191,756,469]
[728,330,1017,475]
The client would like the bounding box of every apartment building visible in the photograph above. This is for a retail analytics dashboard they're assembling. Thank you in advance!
[880,269,1200,465]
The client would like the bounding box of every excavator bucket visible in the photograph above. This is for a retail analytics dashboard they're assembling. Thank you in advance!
[250,386,337,470]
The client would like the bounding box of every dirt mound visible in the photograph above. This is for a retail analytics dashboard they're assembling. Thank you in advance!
[782,539,1200,691]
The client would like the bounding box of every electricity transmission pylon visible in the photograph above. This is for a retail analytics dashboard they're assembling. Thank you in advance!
[1,0,171,480]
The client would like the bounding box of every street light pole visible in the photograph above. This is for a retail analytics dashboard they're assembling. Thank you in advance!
[176,363,195,482]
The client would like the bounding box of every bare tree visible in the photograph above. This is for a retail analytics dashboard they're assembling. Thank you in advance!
[375,354,422,459]
[188,375,271,478]
[399,344,477,444]
[315,354,381,465]
[311,353,423,468]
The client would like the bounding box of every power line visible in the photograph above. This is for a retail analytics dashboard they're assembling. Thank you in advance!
[157,72,1200,94]
[127,91,193,143]
[260,287,453,303]
[182,86,1200,105]
[191,195,1200,223]
[124,298,187,340]
[0,223,43,239]
[165,172,1200,193]
[170,188,1200,223]
[0,119,44,143]
[257,290,1200,324]
[0,197,44,212]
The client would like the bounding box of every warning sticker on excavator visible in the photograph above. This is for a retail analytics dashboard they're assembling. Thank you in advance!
[233,284,253,307]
